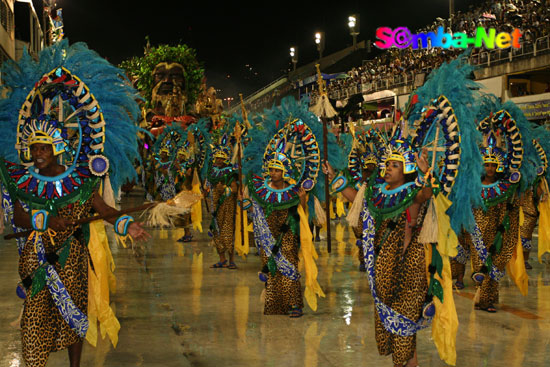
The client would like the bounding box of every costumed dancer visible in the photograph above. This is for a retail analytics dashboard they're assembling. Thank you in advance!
[519,138,548,269]
[0,41,151,367]
[344,127,382,272]
[464,98,538,312]
[174,120,210,241]
[242,97,342,317]
[328,58,483,366]
[146,124,184,204]
[206,133,239,269]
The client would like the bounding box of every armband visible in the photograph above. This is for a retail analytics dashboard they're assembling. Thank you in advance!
[31,210,49,232]
[240,199,252,210]
[330,173,348,194]
[114,215,134,236]
[415,169,426,188]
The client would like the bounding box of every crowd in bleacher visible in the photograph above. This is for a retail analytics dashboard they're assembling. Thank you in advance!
[243,0,550,112]
[316,0,550,102]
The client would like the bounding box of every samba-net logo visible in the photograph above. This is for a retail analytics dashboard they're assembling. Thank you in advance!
[375,26,522,50]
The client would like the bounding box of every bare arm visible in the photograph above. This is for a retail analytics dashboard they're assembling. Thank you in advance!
[413,148,433,205]
[297,187,308,210]
[92,190,151,242]
[14,200,74,231]
[322,160,359,203]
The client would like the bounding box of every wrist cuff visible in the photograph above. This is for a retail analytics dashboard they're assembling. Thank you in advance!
[31,210,49,232]
[115,215,134,236]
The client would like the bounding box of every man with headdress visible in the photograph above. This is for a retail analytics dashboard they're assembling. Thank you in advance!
[0,41,151,367]
[346,130,380,272]
[207,140,239,269]
[463,116,522,313]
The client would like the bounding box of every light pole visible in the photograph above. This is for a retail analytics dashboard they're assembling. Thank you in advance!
[290,47,298,71]
[223,97,234,109]
[315,32,325,60]
[348,14,360,48]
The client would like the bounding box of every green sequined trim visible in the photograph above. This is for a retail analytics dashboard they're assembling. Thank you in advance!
[0,158,99,214]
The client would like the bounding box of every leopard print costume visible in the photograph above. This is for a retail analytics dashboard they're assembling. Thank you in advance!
[373,206,428,366]
[520,189,538,243]
[19,198,93,367]
[212,183,236,254]
[464,198,519,309]
[262,207,303,315]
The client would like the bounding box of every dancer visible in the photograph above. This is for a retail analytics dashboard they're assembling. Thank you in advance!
[0,41,150,367]
[207,135,238,269]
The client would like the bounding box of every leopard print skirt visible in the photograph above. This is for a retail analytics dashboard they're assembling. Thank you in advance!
[520,189,538,241]
[212,186,236,254]
[262,208,303,315]
[373,209,428,366]
[19,198,93,367]
[468,199,519,308]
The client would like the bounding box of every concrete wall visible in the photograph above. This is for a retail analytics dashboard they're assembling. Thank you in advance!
[0,0,15,60]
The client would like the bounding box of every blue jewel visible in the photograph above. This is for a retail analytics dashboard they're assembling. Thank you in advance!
[63,177,73,191]
[38,181,45,196]
[46,182,54,198]
[28,177,38,191]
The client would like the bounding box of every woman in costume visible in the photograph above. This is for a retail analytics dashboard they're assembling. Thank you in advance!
[206,134,239,269]
[0,41,150,367]
[327,59,484,366]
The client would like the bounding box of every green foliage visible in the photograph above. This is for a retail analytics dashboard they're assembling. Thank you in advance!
[119,43,205,112]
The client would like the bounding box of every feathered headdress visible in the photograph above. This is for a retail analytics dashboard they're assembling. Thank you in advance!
[0,40,141,194]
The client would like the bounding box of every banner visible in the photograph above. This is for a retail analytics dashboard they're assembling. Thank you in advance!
[516,100,550,121]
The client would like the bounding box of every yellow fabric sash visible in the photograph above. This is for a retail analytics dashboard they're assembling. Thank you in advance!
[506,207,528,296]
[297,205,325,311]
[191,170,203,232]
[234,205,250,258]
[538,179,550,262]
[336,195,346,217]
[86,220,120,347]
[430,194,459,366]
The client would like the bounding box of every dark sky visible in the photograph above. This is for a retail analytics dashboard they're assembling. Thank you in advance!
[34,0,481,99]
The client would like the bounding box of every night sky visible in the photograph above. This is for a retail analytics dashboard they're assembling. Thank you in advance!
[34,0,481,99]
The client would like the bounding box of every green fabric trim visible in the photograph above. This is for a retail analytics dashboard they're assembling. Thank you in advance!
[206,162,237,186]
[430,278,444,303]
[58,238,72,268]
[267,255,277,276]
[82,223,90,247]
[431,243,444,278]
[483,183,517,208]
[287,211,299,235]
[30,266,47,298]
[366,182,421,223]
[0,158,99,214]
[246,173,300,213]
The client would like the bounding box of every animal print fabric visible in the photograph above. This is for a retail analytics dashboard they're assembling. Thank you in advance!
[19,198,93,367]
[262,208,303,315]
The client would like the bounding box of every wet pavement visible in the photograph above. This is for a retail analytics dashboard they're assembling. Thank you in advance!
[1,189,550,366]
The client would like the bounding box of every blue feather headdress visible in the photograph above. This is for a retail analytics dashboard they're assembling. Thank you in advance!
[0,40,140,193]
[407,56,483,234]
[243,96,346,219]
